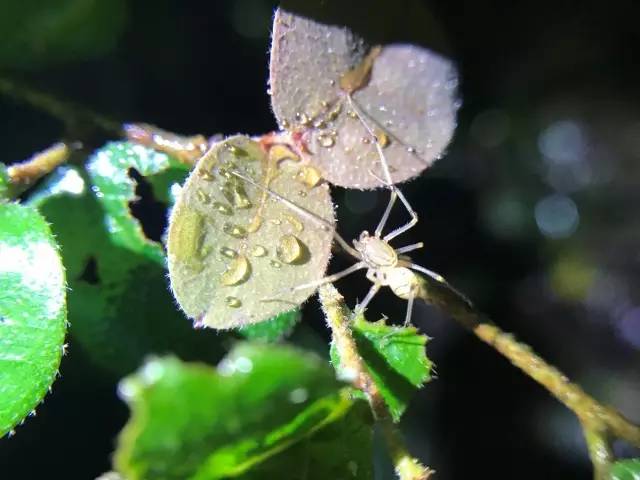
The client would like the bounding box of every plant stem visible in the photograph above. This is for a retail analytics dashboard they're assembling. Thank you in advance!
[319,284,434,480]
[6,143,71,195]
[414,273,640,477]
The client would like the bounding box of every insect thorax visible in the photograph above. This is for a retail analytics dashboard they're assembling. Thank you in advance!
[354,232,398,268]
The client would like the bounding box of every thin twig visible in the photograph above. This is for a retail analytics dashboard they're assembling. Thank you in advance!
[413,272,640,477]
[319,284,434,480]
[6,142,71,195]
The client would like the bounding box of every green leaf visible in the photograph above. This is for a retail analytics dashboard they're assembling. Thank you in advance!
[0,202,67,436]
[86,141,189,265]
[115,343,371,480]
[611,459,640,480]
[0,0,127,69]
[239,309,301,342]
[331,317,431,422]
[29,166,223,376]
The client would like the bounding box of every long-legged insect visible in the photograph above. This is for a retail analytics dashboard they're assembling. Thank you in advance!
[231,93,469,325]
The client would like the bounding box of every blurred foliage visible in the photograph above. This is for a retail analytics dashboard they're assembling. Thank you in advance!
[115,344,372,480]
[0,202,66,436]
[0,0,127,69]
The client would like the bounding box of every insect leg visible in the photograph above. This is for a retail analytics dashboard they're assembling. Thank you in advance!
[354,281,382,315]
[230,169,361,259]
[347,94,420,241]
[404,292,415,326]
[262,261,367,301]
[405,262,474,308]
[395,242,424,255]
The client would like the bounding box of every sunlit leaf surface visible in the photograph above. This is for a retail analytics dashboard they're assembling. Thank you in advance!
[0,202,66,436]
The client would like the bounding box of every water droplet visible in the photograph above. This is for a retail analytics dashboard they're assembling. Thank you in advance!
[298,190,307,198]
[220,246,237,258]
[362,137,371,144]
[225,144,249,157]
[318,133,335,148]
[220,254,250,286]
[223,223,247,239]
[222,179,252,209]
[277,234,303,264]
[246,215,263,233]
[213,202,232,216]
[295,112,311,126]
[270,259,282,268]
[284,214,304,232]
[197,189,211,204]
[296,166,322,188]
[326,102,342,121]
[375,130,390,148]
[198,168,215,181]
[225,296,242,308]
[251,245,267,257]
[407,146,417,154]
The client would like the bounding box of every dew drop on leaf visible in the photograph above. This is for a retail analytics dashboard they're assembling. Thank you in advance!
[276,234,304,264]
[220,255,251,286]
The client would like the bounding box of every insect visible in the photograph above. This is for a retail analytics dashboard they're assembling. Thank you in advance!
[230,93,469,325]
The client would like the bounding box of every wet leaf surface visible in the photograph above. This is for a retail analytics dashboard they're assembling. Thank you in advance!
[269,7,459,189]
[167,135,335,329]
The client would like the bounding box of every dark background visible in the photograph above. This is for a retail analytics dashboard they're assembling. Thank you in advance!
[1,1,639,479]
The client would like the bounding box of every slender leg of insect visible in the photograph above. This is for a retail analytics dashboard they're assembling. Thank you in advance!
[404,292,415,326]
[354,282,382,315]
[230,169,361,259]
[395,242,424,255]
[368,171,420,241]
[348,94,420,241]
[406,262,474,308]
[262,261,367,301]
